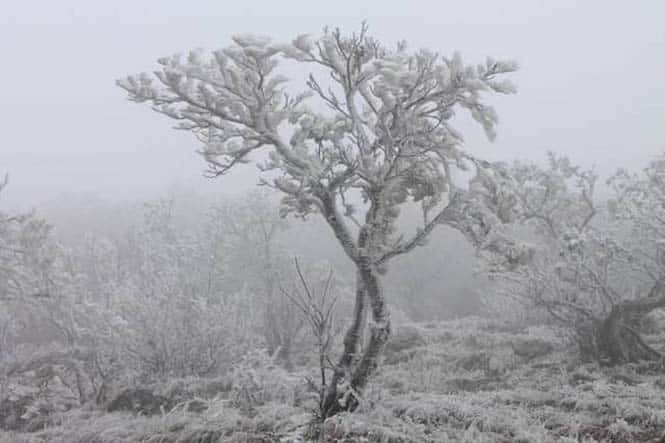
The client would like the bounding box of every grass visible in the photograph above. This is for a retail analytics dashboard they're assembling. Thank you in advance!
[3,317,665,442]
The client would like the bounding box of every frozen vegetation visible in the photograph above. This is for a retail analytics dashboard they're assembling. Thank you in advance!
[3,25,665,442]
[3,315,665,442]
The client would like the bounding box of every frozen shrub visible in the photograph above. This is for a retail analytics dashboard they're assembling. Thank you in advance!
[112,292,251,380]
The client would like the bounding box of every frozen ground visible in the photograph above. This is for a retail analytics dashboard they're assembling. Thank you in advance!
[2,317,665,442]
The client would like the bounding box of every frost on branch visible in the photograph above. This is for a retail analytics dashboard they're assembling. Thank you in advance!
[117,25,518,251]
[608,155,665,279]
[481,152,665,364]
[118,24,518,417]
[0,176,55,301]
[478,153,608,311]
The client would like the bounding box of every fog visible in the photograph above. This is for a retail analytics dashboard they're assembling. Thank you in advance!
[2,0,664,208]
[3,3,665,441]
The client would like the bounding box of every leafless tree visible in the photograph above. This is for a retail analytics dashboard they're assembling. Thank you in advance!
[281,257,339,418]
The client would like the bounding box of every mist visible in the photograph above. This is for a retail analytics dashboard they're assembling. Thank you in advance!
[2,2,665,442]
[2,1,664,208]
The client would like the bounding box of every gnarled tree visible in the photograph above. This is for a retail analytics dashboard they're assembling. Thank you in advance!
[603,154,665,363]
[117,24,517,417]
[485,153,665,365]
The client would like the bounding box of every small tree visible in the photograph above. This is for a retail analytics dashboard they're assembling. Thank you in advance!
[118,24,517,416]
[280,257,339,419]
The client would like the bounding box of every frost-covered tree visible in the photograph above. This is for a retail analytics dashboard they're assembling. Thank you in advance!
[207,191,307,369]
[118,24,517,416]
[601,154,665,363]
[486,153,665,364]
[0,175,56,301]
[0,176,104,405]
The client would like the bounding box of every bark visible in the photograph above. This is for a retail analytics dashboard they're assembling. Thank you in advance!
[583,283,665,365]
[322,258,390,417]
[594,309,661,364]
[318,191,392,418]
[349,260,391,396]
[321,270,367,417]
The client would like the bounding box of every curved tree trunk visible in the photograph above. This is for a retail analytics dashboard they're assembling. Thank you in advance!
[586,283,665,365]
[593,306,661,364]
[321,270,367,417]
[349,260,391,393]
[317,192,393,418]
[322,259,390,417]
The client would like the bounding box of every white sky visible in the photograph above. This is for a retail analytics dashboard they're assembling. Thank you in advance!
[1,0,664,208]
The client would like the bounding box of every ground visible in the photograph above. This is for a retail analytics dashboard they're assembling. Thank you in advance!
[2,317,665,442]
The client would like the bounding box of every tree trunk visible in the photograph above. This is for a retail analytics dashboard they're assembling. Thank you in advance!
[594,309,660,364]
[322,260,390,417]
[317,192,392,418]
[585,283,665,365]
[321,270,366,417]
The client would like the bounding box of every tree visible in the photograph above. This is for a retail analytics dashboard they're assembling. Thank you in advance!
[117,24,517,416]
[0,175,55,301]
[0,176,105,407]
[208,191,305,369]
[485,153,665,364]
[601,154,665,363]
[280,257,339,421]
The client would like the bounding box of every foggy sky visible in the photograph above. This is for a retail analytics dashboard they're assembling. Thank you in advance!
[1,0,664,208]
